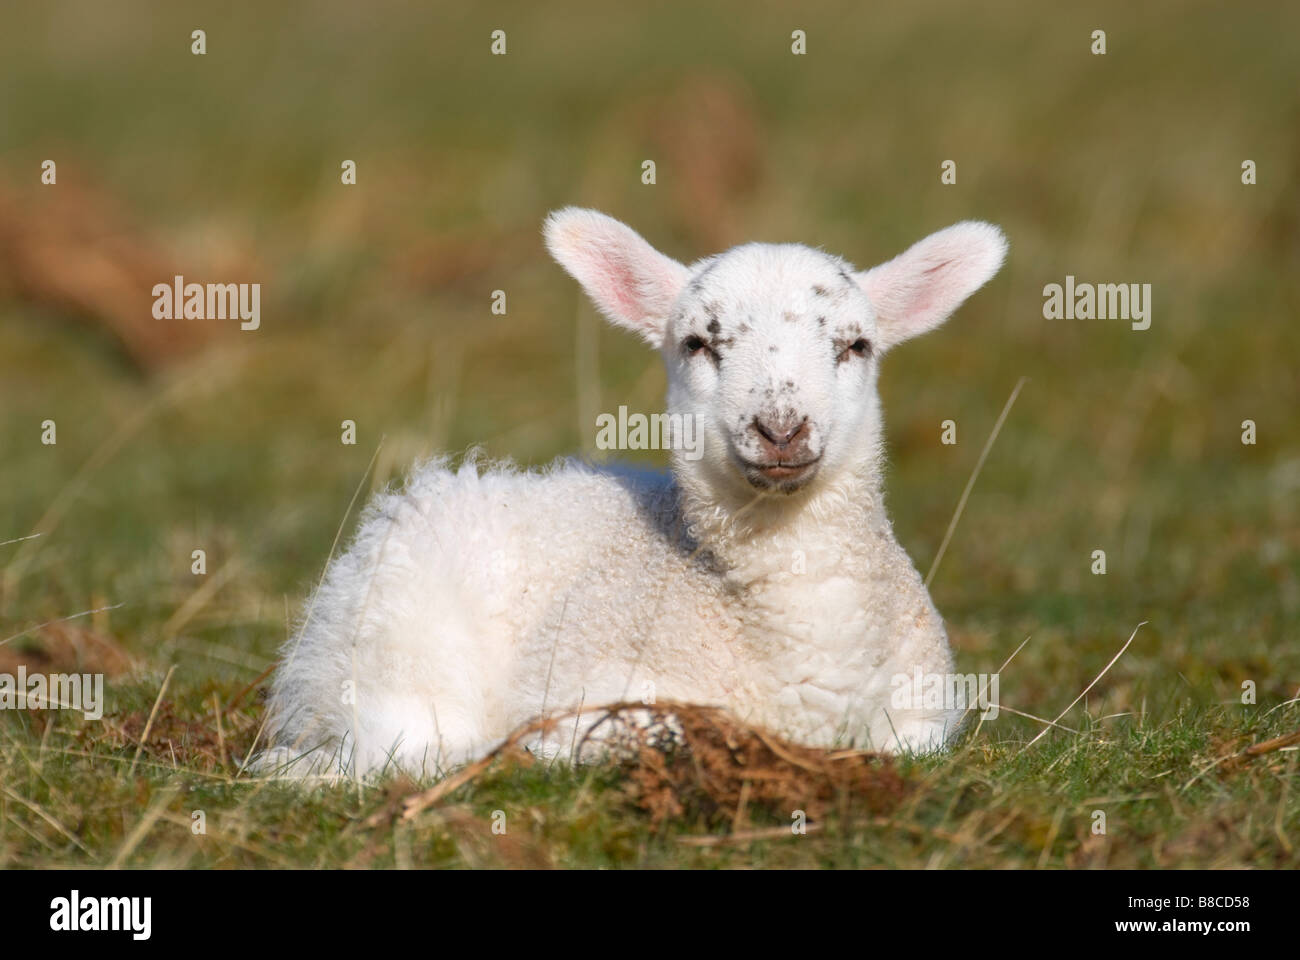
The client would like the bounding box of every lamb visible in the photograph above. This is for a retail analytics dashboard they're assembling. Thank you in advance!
[257,208,1008,778]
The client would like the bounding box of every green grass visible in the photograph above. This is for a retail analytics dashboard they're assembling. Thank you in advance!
[2,697,1295,868]
[1,0,1298,868]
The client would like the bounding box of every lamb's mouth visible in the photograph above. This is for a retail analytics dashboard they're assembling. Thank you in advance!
[736,455,822,492]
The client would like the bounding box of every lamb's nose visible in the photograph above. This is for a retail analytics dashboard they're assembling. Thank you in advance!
[753,416,808,451]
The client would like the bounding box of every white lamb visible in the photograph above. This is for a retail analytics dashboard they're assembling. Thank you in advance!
[258,208,1007,778]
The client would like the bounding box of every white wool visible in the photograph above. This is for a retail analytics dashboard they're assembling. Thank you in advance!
[258,209,1008,779]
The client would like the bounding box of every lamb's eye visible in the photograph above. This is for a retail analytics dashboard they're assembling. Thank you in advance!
[837,338,872,362]
[682,335,708,356]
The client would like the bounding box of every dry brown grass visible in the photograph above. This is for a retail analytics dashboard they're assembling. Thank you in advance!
[595,702,908,830]
[363,700,908,838]
[0,620,134,676]
[0,175,246,370]
[90,698,260,774]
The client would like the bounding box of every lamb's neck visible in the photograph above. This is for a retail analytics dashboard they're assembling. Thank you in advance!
[678,468,892,587]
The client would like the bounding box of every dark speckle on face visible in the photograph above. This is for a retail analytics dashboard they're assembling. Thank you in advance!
[812,284,828,297]
[832,322,867,360]
[704,314,734,352]
[768,344,779,352]
[816,315,826,327]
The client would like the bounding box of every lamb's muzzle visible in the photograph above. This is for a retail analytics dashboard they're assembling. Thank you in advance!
[743,414,817,490]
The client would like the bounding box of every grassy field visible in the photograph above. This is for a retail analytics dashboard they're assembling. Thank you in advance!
[1,0,1298,868]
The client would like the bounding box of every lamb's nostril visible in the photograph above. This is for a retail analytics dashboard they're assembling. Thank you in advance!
[753,416,807,449]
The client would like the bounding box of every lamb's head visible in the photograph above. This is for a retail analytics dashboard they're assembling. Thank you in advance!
[545,208,1007,509]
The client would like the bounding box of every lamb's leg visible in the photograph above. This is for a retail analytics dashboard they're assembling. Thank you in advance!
[262,544,510,778]
[348,691,491,776]
[344,589,511,775]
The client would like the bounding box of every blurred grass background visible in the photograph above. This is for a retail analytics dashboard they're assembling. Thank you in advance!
[0,1,1297,866]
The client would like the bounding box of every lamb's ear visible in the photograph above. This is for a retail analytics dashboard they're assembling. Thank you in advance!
[544,207,689,348]
[854,221,1007,353]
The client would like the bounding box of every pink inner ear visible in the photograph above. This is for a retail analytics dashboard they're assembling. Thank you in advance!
[906,259,968,321]
[589,247,690,337]
[597,253,651,325]
[547,209,688,340]
[866,262,963,343]
[857,222,1007,349]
